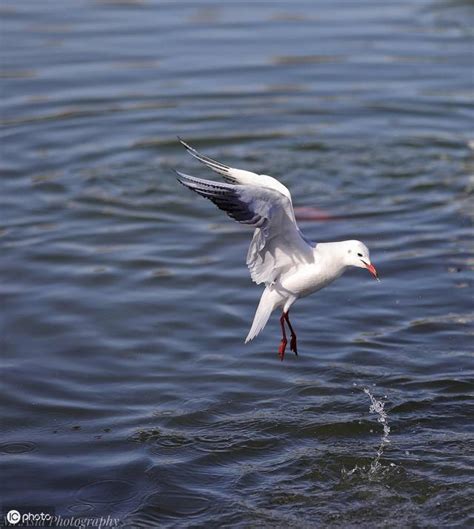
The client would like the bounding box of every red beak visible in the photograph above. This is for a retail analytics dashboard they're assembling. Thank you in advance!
[365,262,379,281]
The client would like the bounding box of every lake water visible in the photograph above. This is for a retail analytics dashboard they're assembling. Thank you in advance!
[1,0,473,527]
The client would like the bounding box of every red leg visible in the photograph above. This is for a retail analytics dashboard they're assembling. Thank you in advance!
[278,312,287,361]
[284,311,298,356]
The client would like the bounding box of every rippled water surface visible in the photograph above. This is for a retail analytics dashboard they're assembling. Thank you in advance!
[1,0,473,527]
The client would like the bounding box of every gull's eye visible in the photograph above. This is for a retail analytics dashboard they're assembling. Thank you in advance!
[357,252,363,257]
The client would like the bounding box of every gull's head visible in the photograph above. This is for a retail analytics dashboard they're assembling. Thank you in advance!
[342,240,379,280]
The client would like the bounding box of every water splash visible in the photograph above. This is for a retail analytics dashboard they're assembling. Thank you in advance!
[363,387,391,476]
[342,386,393,480]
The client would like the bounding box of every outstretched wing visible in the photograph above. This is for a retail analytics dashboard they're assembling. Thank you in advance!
[178,138,293,203]
[177,170,314,285]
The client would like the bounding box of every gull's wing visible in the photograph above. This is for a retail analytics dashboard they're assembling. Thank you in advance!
[176,170,314,285]
[178,138,293,204]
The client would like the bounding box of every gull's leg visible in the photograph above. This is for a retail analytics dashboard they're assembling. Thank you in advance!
[278,312,288,361]
[284,311,297,356]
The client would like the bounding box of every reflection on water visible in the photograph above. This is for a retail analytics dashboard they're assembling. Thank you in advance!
[1,0,473,527]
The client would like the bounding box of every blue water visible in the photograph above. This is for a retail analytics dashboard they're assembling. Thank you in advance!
[1,1,473,527]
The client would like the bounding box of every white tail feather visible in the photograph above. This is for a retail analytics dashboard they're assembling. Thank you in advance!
[245,287,281,343]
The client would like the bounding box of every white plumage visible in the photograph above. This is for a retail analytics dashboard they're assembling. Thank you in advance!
[177,139,378,360]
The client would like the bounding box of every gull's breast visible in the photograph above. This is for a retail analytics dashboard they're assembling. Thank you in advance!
[278,263,343,298]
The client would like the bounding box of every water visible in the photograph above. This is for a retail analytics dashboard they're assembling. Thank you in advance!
[1,0,473,527]
[342,387,392,479]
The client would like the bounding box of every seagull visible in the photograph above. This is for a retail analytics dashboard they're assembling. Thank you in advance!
[176,139,379,360]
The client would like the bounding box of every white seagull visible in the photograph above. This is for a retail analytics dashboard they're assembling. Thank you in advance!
[176,139,379,360]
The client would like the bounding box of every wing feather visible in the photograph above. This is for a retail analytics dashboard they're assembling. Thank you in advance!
[178,138,293,202]
[177,170,314,285]
[178,138,238,183]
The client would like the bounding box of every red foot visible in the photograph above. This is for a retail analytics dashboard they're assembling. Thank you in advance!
[278,338,288,361]
[290,334,298,355]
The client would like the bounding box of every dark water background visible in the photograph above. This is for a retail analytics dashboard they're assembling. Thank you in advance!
[1,0,473,527]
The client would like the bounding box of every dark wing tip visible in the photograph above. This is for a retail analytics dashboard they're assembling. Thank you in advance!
[173,168,188,187]
[177,137,231,175]
[177,136,195,153]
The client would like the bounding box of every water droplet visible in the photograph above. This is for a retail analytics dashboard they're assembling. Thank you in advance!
[363,387,392,476]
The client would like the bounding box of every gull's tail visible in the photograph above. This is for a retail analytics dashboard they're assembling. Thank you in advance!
[245,287,282,343]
